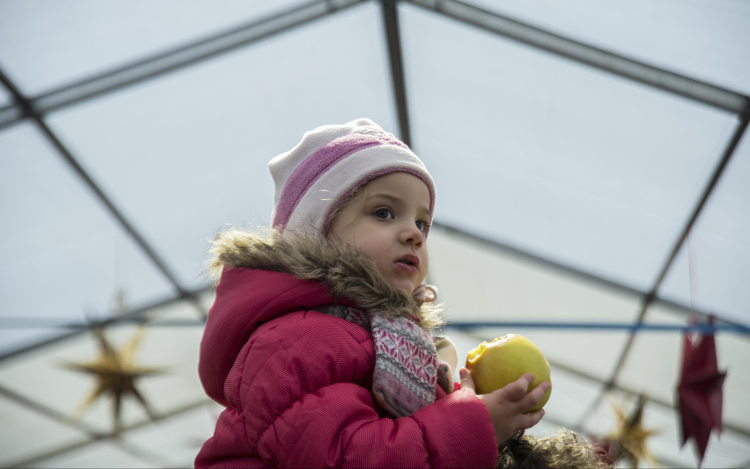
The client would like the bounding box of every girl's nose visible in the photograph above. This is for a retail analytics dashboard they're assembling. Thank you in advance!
[400,222,424,247]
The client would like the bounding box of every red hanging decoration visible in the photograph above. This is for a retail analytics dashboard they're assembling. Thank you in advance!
[676,315,726,466]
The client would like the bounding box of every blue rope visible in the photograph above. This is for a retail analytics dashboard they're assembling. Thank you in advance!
[445,321,750,334]
[0,318,748,333]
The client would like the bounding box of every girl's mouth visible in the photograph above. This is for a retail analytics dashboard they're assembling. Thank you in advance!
[395,261,419,273]
[395,254,419,273]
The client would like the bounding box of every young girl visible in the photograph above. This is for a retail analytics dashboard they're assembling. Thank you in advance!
[195,119,605,468]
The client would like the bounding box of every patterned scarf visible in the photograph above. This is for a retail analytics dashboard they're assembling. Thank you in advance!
[317,291,453,418]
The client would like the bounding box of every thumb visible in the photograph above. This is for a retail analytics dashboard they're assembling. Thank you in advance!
[459,368,476,394]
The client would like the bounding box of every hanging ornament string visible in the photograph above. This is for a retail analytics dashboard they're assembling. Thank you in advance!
[688,234,697,310]
[114,232,129,317]
[687,234,700,343]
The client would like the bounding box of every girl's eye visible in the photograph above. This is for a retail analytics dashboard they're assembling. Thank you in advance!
[373,208,393,219]
[416,220,430,233]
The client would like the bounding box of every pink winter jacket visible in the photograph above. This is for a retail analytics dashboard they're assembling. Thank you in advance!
[195,266,499,468]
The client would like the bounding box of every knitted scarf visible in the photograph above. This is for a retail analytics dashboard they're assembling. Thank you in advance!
[317,304,453,417]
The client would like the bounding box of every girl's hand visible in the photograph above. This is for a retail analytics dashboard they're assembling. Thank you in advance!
[459,368,548,445]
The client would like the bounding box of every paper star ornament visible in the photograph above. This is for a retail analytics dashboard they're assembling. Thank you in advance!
[63,326,164,434]
[677,316,726,466]
[598,394,659,468]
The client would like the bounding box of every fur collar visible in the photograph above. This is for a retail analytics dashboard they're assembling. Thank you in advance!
[208,228,445,333]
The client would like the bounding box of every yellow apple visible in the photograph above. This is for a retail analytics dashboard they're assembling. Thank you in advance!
[465,334,551,412]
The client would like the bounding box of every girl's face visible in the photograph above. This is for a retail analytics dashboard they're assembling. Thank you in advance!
[329,172,431,294]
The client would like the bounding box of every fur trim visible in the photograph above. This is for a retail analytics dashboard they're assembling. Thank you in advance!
[208,228,446,333]
[496,429,609,468]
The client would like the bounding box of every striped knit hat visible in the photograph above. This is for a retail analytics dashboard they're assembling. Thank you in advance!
[269,118,436,236]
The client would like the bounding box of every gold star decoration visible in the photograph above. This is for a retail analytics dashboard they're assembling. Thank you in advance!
[601,394,660,468]
[63,325,165,435]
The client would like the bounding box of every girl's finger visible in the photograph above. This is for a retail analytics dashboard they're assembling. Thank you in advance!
[517,382,550,412]
[459,368,476,394]
[516,409,545,430]
[498,373,534,402]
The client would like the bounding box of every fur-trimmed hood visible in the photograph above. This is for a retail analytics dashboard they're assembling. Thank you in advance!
[208,228,445,333]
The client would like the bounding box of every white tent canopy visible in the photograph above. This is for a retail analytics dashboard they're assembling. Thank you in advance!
[1,1,748,467]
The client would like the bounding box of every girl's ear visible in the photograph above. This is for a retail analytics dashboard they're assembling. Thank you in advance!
[413,285,437,303]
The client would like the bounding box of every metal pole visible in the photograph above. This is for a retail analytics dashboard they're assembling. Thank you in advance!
[0,69,208,320]
[0,0,368,130]
[578,115,750,426]
[382,0,412,146]
[404,0,749,116]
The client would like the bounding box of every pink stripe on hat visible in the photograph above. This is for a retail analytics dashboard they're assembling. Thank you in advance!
[272,132,405,229]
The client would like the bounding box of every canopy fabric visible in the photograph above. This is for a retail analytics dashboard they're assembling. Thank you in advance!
[0,1,748,467]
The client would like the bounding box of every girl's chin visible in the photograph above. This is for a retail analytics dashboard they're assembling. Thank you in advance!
[387,278,417,294]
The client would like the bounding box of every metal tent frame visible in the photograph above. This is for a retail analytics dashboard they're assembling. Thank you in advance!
[1,1,748,466]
